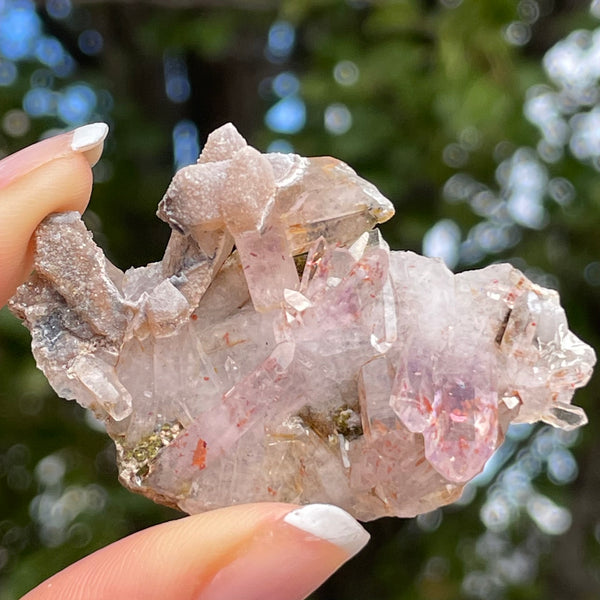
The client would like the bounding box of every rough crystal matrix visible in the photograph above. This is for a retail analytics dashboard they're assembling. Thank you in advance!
[10,124,595,521]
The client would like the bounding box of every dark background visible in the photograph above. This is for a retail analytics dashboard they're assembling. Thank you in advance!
[0,1,599,598]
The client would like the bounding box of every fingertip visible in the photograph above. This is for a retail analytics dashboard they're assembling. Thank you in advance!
[0,154,93,305]
[201,503,369,600]
[282,503,370,557]
[70,122,109,166]
[22,503,368,600]
[0,123,107,305]
[0,123,107,189]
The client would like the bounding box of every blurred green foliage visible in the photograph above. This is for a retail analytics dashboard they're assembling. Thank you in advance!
[0,1,599,598]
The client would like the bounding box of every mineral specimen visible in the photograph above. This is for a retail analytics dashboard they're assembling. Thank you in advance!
[9,124,595,521]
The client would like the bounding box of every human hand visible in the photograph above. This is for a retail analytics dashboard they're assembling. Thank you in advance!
[0,125,369,599]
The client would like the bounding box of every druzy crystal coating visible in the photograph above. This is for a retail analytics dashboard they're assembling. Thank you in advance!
[10,124,595,521]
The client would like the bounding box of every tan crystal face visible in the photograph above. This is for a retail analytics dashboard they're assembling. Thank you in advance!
[9,124,595,521]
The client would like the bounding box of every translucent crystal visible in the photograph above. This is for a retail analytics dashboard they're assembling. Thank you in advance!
[9,124,595,521]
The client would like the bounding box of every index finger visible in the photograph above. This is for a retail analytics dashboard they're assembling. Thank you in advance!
[0,123,108,306]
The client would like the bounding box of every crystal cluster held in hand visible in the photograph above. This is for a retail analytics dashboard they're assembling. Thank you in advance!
[10,124,595,521]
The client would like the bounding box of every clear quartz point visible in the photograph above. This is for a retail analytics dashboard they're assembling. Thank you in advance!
[9,124,595,521]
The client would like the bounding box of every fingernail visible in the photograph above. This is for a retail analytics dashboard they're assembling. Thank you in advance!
[0,123,109,189]
[70,122,109,152]
[200,504,368,600]
[283,503,369,556]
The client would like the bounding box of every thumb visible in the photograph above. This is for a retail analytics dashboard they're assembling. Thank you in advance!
[0,123,108,306]
[22,503,369,600]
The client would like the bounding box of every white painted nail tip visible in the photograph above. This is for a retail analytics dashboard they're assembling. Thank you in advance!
[283,504,370,556]
[71,122,109,152]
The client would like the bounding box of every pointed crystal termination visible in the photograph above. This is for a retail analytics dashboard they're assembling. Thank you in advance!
[9,124,595,521]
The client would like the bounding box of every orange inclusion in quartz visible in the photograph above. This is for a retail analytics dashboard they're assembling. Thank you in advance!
[192,439,208,470]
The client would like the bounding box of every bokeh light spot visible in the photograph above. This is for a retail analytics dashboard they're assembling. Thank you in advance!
[416,509,443,532]
[267,21,295,61]
[459,126,481,151]
[57,83,97,125]
[333,60,359,86]
[30,67,54,88]
[443,142,469,167]
[0,4,40,60]
[0,57,17,85]
[265,95,306,134]
[23,87,55,116]
[532,428,556,459]
[547,448,578,484]
[272,71,300,98]
[258,76,274,100]
[507,423,534,441]
[570,109,600,160]
[507,192,547,229]
[78,29,104,56]
[7,465,31,492]
[52,52,75,78]
[471,221,511,253]
[35,36,64,67]
[470,190,499,217]
[504,21,531,46]
[267,139,294,153]
[548,177,575,205]
[423,219,461,269]
[462,571,498,599]
[583,261,600,286]
[480,493,514,532]
[443,173,482,203]
[516,449,543,478]
[46,0,72,20]
[163,51,191,104]
[324,102,352,135]
[527,494,572,535]
[423,219,461,268]
[35,454,66,487]
[2,108,30,136]
[166,76,191,104]
[173,119,199,170]
[458,238,485,265]
[96,89,114,112]
[537,139,563,163]
[68,522,92,548]
[518,0,540,25]
[503,149,548,229]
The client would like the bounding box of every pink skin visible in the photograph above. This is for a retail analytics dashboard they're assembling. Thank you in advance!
[22,503,361,600]
[0,128,100,306]
[0,127,369,599]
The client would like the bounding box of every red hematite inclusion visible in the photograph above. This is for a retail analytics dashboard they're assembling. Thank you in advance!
[193,440,207,470]
[9,124,595,521]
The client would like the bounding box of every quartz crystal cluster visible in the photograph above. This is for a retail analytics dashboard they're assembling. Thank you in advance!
[10,124,595,521]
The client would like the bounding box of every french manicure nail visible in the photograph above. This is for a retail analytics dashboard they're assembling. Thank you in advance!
[70,122,109,152]
[283,503,369,556]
